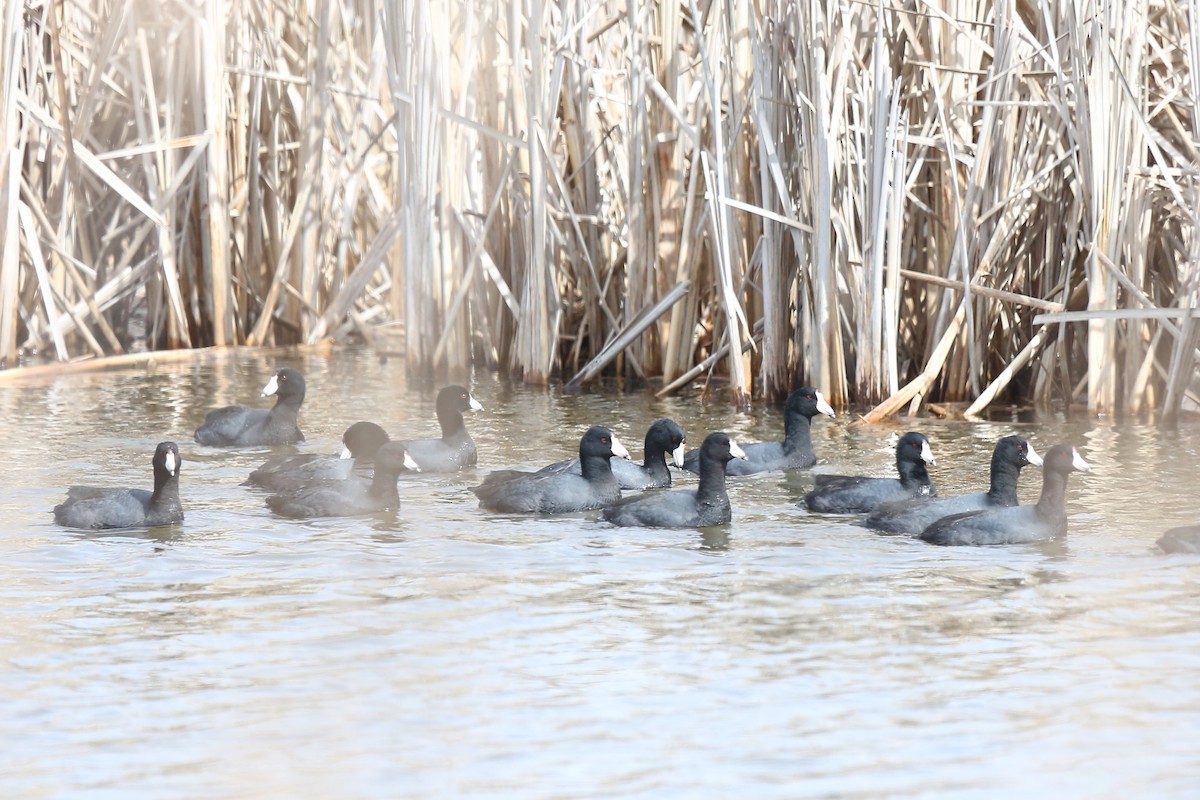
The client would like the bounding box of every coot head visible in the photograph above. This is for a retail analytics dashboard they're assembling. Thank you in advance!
[580,426,631,462]
[646,418,687,468]
[261,368,306,403]
[438,385,484,414]
[897,431,936,466]
[339,421,391,460]
[787,387,836,420]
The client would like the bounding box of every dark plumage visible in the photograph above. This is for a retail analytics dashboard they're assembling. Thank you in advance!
[537,418,686,489]
[801,431,937,514]
[864,435,1041,535]
[603,432,747,528]
[919,444,1090,546]
[53,442,183,529]
[682,387,835,476]
[194,367,306,446]
[1157,525,1200,554]
[471,426,630,513]
[265,442,419,519]
[245,421,391,492]
[397,385,483,473]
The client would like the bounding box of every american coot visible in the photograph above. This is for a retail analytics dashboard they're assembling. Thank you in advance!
[603,432,747,528]
[864,435,1042,535]
[194,367,306,446]
[245,421,391,492]
[537,418,686,489]
[919,444,1090,546]
[397,385,483,473]
[1157,525,1200,554]
[265,442,419,519]
[801,431,936,514]
[53,442,183,529]
[682,387,835,476]
[471,426,631,513]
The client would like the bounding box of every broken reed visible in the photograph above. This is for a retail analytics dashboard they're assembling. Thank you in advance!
[1,0,1198,417]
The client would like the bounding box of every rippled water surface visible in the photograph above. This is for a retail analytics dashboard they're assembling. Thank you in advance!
[2,349,1198,797]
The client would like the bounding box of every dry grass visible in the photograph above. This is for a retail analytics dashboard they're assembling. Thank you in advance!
[1,0,1198,416]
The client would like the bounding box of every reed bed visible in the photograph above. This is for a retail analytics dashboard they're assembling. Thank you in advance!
[1,0,1198,417]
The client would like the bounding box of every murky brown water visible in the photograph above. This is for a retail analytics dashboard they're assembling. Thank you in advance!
[1,348,1198,797]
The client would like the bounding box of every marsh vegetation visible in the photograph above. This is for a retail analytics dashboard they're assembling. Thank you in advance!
[1,0,1198,417]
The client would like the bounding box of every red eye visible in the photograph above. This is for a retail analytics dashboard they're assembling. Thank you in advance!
[805,394,813,399]
[602,437,609,443]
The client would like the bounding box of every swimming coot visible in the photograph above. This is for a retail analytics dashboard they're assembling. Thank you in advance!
[603,432,747,528]
[194,367,306,446]
[537,418,686,489]
[265,442,419,519]
[471,426,630,513]
[801,431,936,514]
[245,421,391,492]
[682,387,835,475]
[397,385,483,472]
[1157,525,1200,554]
[919,444,1090,546]
[53,442,183,529]
[864,435,1041,534]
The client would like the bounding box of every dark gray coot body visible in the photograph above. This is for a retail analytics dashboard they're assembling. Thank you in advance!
[265,442,418,519]
[919,444,1090,546]
[245,421,391,492]
[603,432,747,528]
[682,387,835,476]
[396,385,483,473]
[471,426,630,513]
[801,431,936,514]
[537,418,686,489]
[1158,525,1200,554]
[864,435,1042,534]
[53,442,183,529]
[194,367,306,446]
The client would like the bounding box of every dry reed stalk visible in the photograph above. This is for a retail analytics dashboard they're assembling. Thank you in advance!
[1,0,1197,421]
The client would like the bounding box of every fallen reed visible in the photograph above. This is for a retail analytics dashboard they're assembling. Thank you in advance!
[1,0,1197,417]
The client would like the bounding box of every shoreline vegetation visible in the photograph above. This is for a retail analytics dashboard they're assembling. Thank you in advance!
[0,1,1197,419]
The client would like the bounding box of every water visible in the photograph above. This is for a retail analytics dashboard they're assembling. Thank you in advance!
[1,348,1198,798]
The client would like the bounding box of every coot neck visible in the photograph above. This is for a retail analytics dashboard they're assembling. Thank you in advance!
[437,406,466,440]
[897,458,932,490]
[782,411,815,455]
[987,455,1022,505]
[580,452,617,484]
[151,466,180,512]
[697,456,731,506]
[1035,467,1070,519]
[369,467,402,507]
[641,438,670,482]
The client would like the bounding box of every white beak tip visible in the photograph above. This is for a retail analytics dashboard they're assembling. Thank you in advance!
[610,434,631,461]
[671,443,686,469]
[469,396,484,411]
[1026,445,1043,467]
[260,375,279,397]
[1072,449,1091,473]
[729,439,748,460]
[815,390,836,418]
[404,452,421,472]
[339,446,353,460]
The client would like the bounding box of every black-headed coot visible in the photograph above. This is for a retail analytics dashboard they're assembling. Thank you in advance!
[603,432,747,528]
[1157,525,1200,554]
[245,421,391,492]
[537,418,686,489]
[53,442,183,529]
[801,431,936,514]
[265,442,419,519]
[682,387,835,476]
[397,385,483,473]
[471,426,630,513]
[194,367,306,446]
[864,435,1041,534]
[919,444,1090,546]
